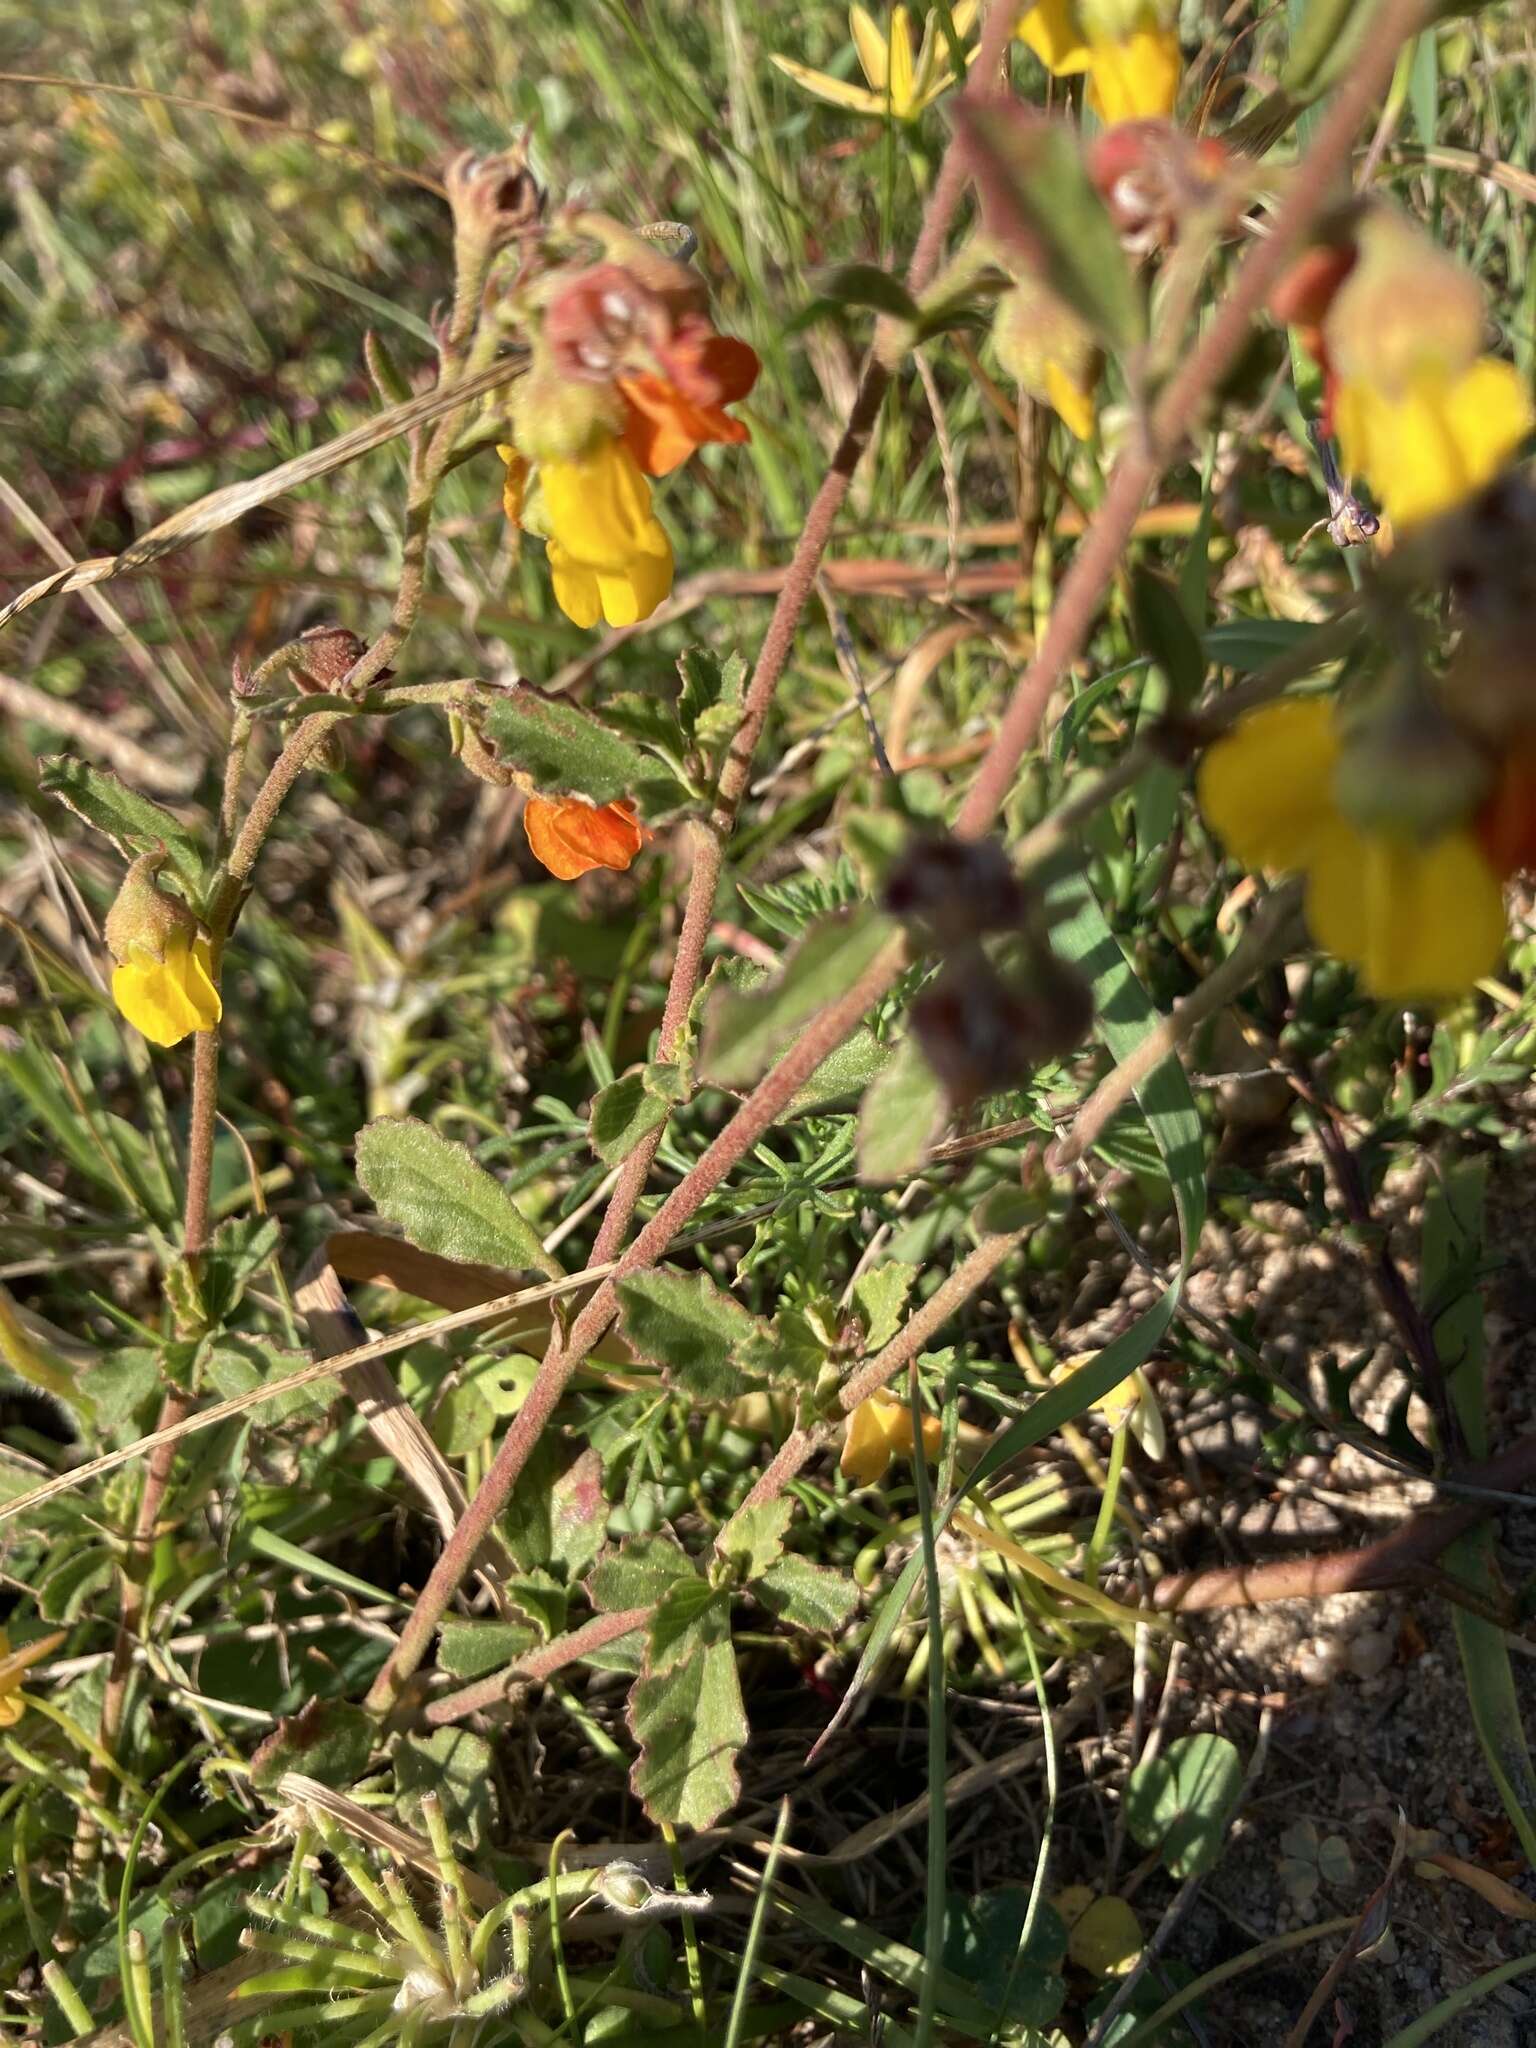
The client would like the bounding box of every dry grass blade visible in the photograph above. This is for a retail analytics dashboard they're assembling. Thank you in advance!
[0,356,525,635]
[294,1249,473,1549]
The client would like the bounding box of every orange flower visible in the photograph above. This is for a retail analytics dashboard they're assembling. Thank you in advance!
[619,330,761,476]
[524,794,650,880]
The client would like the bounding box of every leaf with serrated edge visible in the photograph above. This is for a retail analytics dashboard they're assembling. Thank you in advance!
[589,1062,685,1167]
[615,1268,763,1402]
[39,758,204,894]
[852,1260,918,1352]
[719,1499,794,1582]
[355,1117,558,1278]
[756,1555,860,1635]
[588,1532,697,1613]
[701,907,897,1091]
[478,685,682,811]
[628,1606,747,1831]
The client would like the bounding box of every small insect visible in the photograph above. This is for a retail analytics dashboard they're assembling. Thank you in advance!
[1300,421,1381,551]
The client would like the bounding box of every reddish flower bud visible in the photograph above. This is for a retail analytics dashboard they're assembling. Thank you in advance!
[1088,122,1239,254]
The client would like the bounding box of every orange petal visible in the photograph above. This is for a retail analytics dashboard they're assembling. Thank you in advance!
[524,795,649,880]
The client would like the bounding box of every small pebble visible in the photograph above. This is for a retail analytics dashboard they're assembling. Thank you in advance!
[1347,1629,1394,1681]
[1296,1636,1345,1685]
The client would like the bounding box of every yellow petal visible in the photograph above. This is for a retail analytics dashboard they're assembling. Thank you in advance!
[1342,358,1533,531]
[1016,0,1093,74]
[1044,357,1096,441]
[888,6,916,112]
[1351,830,1507,1001]
[541,436,666,573]
[0,1627,66,1725]
[1197,698,1343,874]
[849,4,890,89]
[1068,1895,1144,1977]
[112,933,221,1048]
[546,544,603,629]
[840,1390,940,1484]
[1084,25,1180,121]
[841,1394,902,1484]
[771,52,886,115]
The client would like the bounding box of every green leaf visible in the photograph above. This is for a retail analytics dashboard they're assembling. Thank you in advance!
[857,1034,950,1182]
[952,100,1144,355]
[1131,569,1205,710]
[930,1890,1068,2029]
[355,1117,558,1278]
[700,907,898,1091]
[739,1305,829,1387]
[787,1026,892,1117]
[39,757,204,894]
[677,646,745,740]
[601,690,687,753]
[756,1555,860,1635]
[589,1062,686,1166]
[615,1267,764,1402]
[478,684,680,811]
[202,1338,332,1424]
[395,1727,496,1850]
[249,1699,374,1794]
[628,1600,747,1830]
[648,1576,727,1671]
[438,1618,539,1679]
[852,1260,918,1352]
[719,1499,794,1583]
[1046,870,1205,1251]
[549,1447,609,1579]
[589,1532,698,1612]
[199,1215,282,1326]
[787,263,919,334]
[1124,1734,1243,1878]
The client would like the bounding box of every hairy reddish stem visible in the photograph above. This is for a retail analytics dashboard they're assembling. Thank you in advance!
[421,1607,652,1725]
[369,0,1426,1708]
[367,936,907,1707]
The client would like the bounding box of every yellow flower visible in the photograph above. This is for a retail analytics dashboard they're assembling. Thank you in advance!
[1052,1349,1165,1457]
[841,1388,943,1486]
[773,3,980,121]
[1198,698,1508,1001]
[0,1628,66,1729]
[104,853,221,1049]
[1017,0,1179,121]
[1333,358,1533,533]
[112,932,222,1048]
[1316,208,1535,530]
[537,434,673,630]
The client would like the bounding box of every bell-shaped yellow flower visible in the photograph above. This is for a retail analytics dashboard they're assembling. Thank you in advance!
[1017,0,1179,122]
[537,434,674,630]
[0,1628,66,1729]
[1318,208,1535,530]
[104,852,222,1048]
[773,3,980,121]
[841,1388,943,1486]
[1333,358,1533,534]
[112,932,222,1048]
[1198,697,1508,1002]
